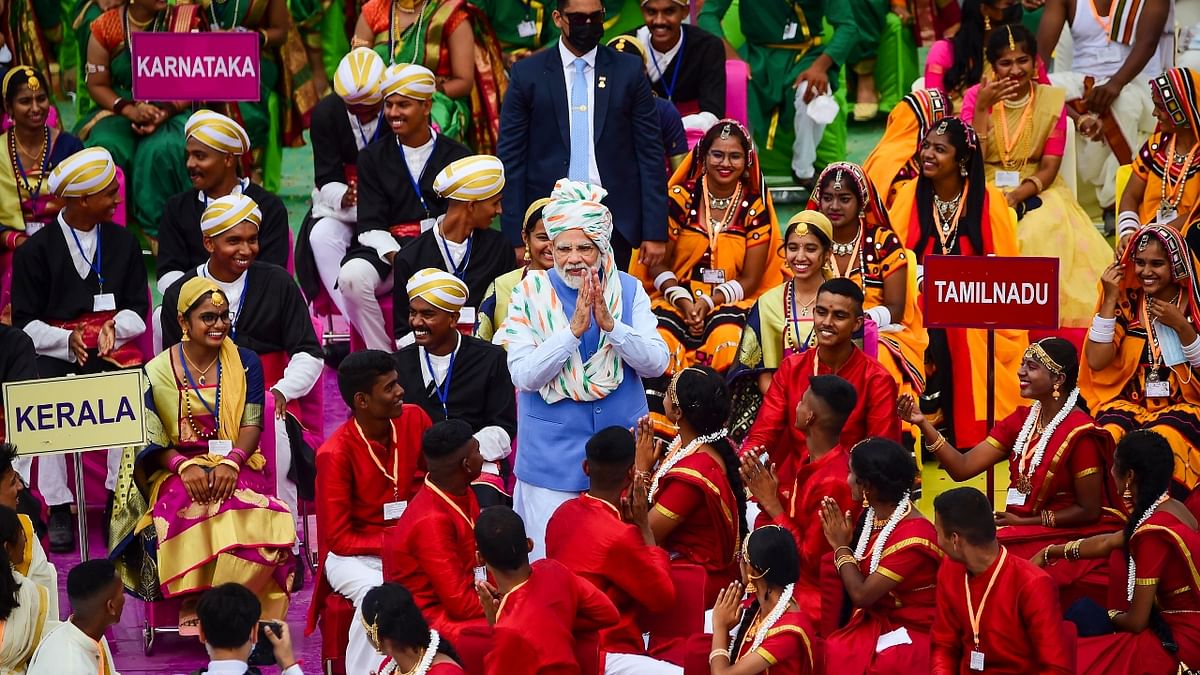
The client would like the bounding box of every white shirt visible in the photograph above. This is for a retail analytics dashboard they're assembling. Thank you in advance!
[310,113,382,224]
[156,177,251,293]
[419,333,512,465]
[558,40,602,187]
[358,129,440,261]
[27,619,120,675]
[197,176,250,205]
[433,221,471,273]
[637,25,683,85]
[206,658,303,675]
[348,111,381,151]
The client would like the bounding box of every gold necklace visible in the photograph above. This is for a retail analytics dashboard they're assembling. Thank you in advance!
[180,345,219,384]
[12,131,45,161]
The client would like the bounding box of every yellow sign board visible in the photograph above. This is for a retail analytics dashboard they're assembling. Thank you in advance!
[3,370,146,456]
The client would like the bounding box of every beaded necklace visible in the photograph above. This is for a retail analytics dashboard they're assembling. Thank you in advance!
[1160,134,1199,213]
[178,344,222,440]
[389,0,429,65]
[7,126,48,200]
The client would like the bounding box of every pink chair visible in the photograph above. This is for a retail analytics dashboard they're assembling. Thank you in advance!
[725,60,749,128]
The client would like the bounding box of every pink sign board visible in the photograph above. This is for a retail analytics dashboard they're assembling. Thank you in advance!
[131,31,261,102]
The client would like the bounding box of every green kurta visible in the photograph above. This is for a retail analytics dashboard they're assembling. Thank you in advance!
[845,0,919,114]
[207,0,282,150]
[698,0,856,177]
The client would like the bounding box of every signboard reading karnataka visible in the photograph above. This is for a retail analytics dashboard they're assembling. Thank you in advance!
[4,371,146,456]
[131,31,261,102]
[923,255,1060,330]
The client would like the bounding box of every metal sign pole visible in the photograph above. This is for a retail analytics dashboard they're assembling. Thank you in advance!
[73,452,89,562]
[986,329,996,507]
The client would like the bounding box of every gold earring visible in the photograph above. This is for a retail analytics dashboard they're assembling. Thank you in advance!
[181,332,190,342]
[523,249,531,262]
[1052,382,1061,400]
[984,15,992,31]
[745,580,758,594]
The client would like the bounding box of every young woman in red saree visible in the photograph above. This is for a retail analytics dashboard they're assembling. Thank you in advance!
[635,366,747,608]
[900,337,1121,607]
[819,438,943,674]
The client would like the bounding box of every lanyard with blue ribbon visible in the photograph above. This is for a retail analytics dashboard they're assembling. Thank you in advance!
[353,110,385,148]
[179,343,223,426]
[397,139,431,217]
[440,230,473,280]
[68,225,104,291]
[651,29,685,102]
[423,347,457,418]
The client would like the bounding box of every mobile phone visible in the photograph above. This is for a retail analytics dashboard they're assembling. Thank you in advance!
[249,621,280,666]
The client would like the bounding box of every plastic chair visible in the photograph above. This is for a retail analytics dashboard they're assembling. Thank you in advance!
[319,593,355,675]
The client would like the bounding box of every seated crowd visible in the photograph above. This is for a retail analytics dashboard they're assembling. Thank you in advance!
[0,0,1198,672]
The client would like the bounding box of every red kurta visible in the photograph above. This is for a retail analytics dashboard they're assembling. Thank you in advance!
[653,451,740,607]
[767,444,857,627]
[742,347,901,490]
[384,478,486,644]
[485,559,620,675]
[545,494,675,656]
[1076,510,1200,673]
[732,608,817,674]
[824,517,943,674]
[930,547,1074,674]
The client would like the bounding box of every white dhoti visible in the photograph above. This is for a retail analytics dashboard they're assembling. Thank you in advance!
[605,652,684,675]
[337,258,394,352]
[309,216,355,317]
[513,480,577,562]
[324,552,384,675]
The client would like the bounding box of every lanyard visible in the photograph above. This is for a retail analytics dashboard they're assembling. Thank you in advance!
[423,346,457,417]
[397,138,431,216]
[964,547,1008,652]
[354,419,401,499]
[424,476,474,527]
[200,265,249,340]
[67,224,104,290]
[438,229,473,280]
[650,29,685,101]
[352,110,384,148]
[178,344,222,423]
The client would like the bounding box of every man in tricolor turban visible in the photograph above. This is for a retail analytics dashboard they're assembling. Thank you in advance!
[496,178,668,559]
[339,63,471,352]
[391,155,515,341]
[160,193,324,533]
[157,110,290,296]
[296,49,387,318]
[11,146,150,552]
[394,268,515,506]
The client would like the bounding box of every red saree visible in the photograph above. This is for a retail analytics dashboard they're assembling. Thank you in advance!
[732,608,817,675]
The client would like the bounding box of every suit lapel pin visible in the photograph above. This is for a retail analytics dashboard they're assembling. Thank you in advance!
[598,76,607,89]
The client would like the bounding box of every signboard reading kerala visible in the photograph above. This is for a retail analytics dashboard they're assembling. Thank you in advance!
[131,32,261,102]
[4,371,146,456]
[923,255,1060,330]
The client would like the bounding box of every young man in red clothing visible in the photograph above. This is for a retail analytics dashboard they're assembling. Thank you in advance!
[545,427,680,675]
[386,419,489,644]
[930,487,1074,674]
[741,278,900,490]
[311,350,431,675]
[475,506,620,675]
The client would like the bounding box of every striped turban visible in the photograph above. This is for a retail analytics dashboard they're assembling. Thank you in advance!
[186,110,250,155]
[433,155,505,201]
[334,48,385,106]
[201,194,262,238]
[543,179,613,250]
[406,268,469,312]
[381,64,436,101]
[48,147,117,198]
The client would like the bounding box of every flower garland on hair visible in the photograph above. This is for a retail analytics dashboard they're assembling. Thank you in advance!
[649,430,728,501]
[853,492,913,573]
[380,630,440,675]
[1127,494,1170,602]
[1010,387,1080,493]
[728,582,796,656]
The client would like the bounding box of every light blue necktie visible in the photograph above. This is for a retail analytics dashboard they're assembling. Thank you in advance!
[568,57,590,182]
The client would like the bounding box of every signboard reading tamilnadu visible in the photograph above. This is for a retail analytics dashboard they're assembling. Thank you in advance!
[131,31,262,102]
[4,371,146,456]
[923,255,1060,330]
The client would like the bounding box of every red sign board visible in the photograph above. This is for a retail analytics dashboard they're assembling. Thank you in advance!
[131,32,261,102]
[923,255,1060,330]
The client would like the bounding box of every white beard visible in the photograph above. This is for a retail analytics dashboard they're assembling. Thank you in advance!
[556,261,598,290]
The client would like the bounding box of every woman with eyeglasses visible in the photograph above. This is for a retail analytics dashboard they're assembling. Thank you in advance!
[110,277,296,622]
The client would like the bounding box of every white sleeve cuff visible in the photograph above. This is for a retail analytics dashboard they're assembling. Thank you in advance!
[312,184,357,221]
[865,305,892,330]
[23,320,74,362]
[271,351,325,401]
[156,270,185,296]
[112,309,146,348]
[358,229,401,262]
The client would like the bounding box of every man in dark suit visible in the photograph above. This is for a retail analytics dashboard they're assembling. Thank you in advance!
[497,0,667,270]
[624,0,726,119]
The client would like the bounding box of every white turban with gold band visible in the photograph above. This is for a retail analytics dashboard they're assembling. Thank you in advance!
[433,155,505,202]
[406,268,469,312]
[201,194,262,238]
[185,110,251,155]
[381,64,436,101]
[334,48,385,106]
[48,147,117,198]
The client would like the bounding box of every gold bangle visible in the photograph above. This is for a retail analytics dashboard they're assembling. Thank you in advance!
[925,433,947,453]
[834,545,854,557]
[835,555,858,570]
[177,458,203,473]
[1107,609,1120,620]
[708,649,730,664]
[217,459,240,472]
[1023,175,1044,194]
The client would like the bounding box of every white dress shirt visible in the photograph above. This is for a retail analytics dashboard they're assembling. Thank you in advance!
[205,658,303,675]
[358,128,440,262]
[558,40,602,187]
[418,333,513,466]
[156,177,252,294]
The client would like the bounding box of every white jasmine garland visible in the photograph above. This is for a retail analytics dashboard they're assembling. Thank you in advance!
[1010,387,1080,487]
[1127,494,1170,602]
[381,629,439,675]
[853,492,912,573]
[728,582,796,656]
[649,430,728,501]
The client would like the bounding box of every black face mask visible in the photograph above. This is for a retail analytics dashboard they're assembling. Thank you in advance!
[565,19,604,53]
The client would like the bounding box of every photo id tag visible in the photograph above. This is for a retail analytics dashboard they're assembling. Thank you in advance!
[457,306,476,326]
[994,170,1021,188]
[420,217,437,233]
[970,650,985,671]
[474,565,487,583]
[517,20,537,37]
[1146,379,1171,398]
[208,439,233,457]
[782,22,798,40]
[1159,208,1179,224]
[383,500,407,521]
[1005,488,1026,507]
[702,268,726,284]
[93,293,116,312]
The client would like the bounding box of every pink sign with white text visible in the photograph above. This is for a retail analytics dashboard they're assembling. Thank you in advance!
[131,31,261,102]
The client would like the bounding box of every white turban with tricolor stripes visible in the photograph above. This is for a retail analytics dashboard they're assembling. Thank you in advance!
[406,268,469,312]
[334,48,385,106]
[201,194,262,238]
[433,155,505,202]
[48,147,117,198]
[381,63,436,101]
[186,110,251,155]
